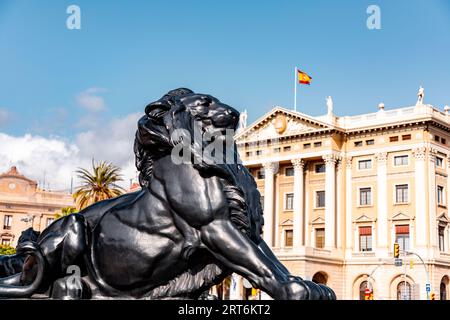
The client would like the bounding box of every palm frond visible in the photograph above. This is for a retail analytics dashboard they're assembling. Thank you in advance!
[73,160,125,210]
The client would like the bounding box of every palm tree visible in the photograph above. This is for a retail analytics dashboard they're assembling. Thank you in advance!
[73,160,125,210]
[54,206,77,220]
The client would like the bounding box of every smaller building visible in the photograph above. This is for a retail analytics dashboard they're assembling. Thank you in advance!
[0,166,75,246]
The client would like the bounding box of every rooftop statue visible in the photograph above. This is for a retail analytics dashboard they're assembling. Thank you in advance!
[238,109,248,131]
[326,96,333,115]
[417,86,425,105]
[0,89,335,300]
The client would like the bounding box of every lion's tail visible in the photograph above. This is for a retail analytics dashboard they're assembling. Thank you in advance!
[0,241,45,298]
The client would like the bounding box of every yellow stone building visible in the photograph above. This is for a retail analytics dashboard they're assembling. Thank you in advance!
[0,166,74,247]
[233,94,450,300]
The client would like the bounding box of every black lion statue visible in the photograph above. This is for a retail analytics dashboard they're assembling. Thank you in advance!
[0,88,335,300]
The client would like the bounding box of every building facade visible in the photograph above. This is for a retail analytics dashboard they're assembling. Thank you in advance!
[234,95,450,300]
[0,166,74,247]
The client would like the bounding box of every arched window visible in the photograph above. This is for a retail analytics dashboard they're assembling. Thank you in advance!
[440,282,446,300]
[397,282,411,300]
[440,276,449,300]
[359,281,368,300]
[312,272,328,285]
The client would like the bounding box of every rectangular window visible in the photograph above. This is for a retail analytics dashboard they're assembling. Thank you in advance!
[303,143,311,149]
[283,146,291,152]
[257,170,265,180]
[358,159,372,170]
[315,163,326,173]
[438,185,445,205]
[245,151,253,157]
[314,142,322,148]
[435,135,440,142]
[366,139,375,145]
[285,230,293,247]
[285,193,294,210]
[390,136,399,142]
[436,157,443,167]
[316,191,325,208]
[256,150,262,156]
[315,228,325,249]
[46,218,55,227]
[3,215,12,230]
[395,225,410,251]
[439,226,445,252]
[1,239,10,246]
[395,184,409,203]
[441,138,446,145]
[402,134,411,140]
[394,155,409,166]
[273,147,281,153]
[359,226,373,252]
[285,167,294,176]
[359,188,372,206]
[354,141,363,147]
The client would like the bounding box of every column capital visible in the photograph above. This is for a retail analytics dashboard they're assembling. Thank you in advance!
[263,162,278,175]
[375,152,388,163]
[429,148,438,162]
[345,157,353,169]
[291,158,305,171]
[412,147,426,160]
[322,154,340,166]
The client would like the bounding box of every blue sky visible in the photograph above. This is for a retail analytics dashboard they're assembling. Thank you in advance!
[0,0,449,188]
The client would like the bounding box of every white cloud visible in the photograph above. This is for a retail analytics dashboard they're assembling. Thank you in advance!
[76,87,107,112]
[0,112,142,192]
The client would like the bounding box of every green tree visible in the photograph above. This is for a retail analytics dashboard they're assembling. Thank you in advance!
[0,245,16,255]
[73,160,125,210]
[54,206,77,220]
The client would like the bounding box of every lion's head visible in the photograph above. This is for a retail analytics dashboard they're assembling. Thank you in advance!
[134,88,240,186]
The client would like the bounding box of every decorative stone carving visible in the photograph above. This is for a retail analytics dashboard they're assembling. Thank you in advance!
[291,159,305,171]
[429,148,438,162]
[263,162,279,175]
[412,147,426,160]
[417,86,425,105]
[322,154,340,166]
[375,152,388,163]
[345,157,353,169]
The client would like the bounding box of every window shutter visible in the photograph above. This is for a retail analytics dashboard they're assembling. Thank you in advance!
[396,225,409,234]
[359,226,372,235]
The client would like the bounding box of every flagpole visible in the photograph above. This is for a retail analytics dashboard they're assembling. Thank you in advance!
[294,66,297,111]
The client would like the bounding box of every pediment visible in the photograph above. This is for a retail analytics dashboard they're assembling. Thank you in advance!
[311,216,325,224]
[280,219,293,226]
[391,212,411,221]
[353,214,376,223]
[235,107,332,143]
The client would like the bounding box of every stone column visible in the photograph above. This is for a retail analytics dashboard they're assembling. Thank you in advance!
[345,157,353,258]
[292,159,305,248]
[429,149,438,252]
[304,169,311,247]
[336,159,343,248]
[376,152,388,257]
[263,162,277,247]
[323,154,338,249]
[447,155,450,213]
[413,147,427,253]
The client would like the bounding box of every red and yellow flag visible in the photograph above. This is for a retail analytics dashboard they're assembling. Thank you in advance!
[297,69,312,85]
